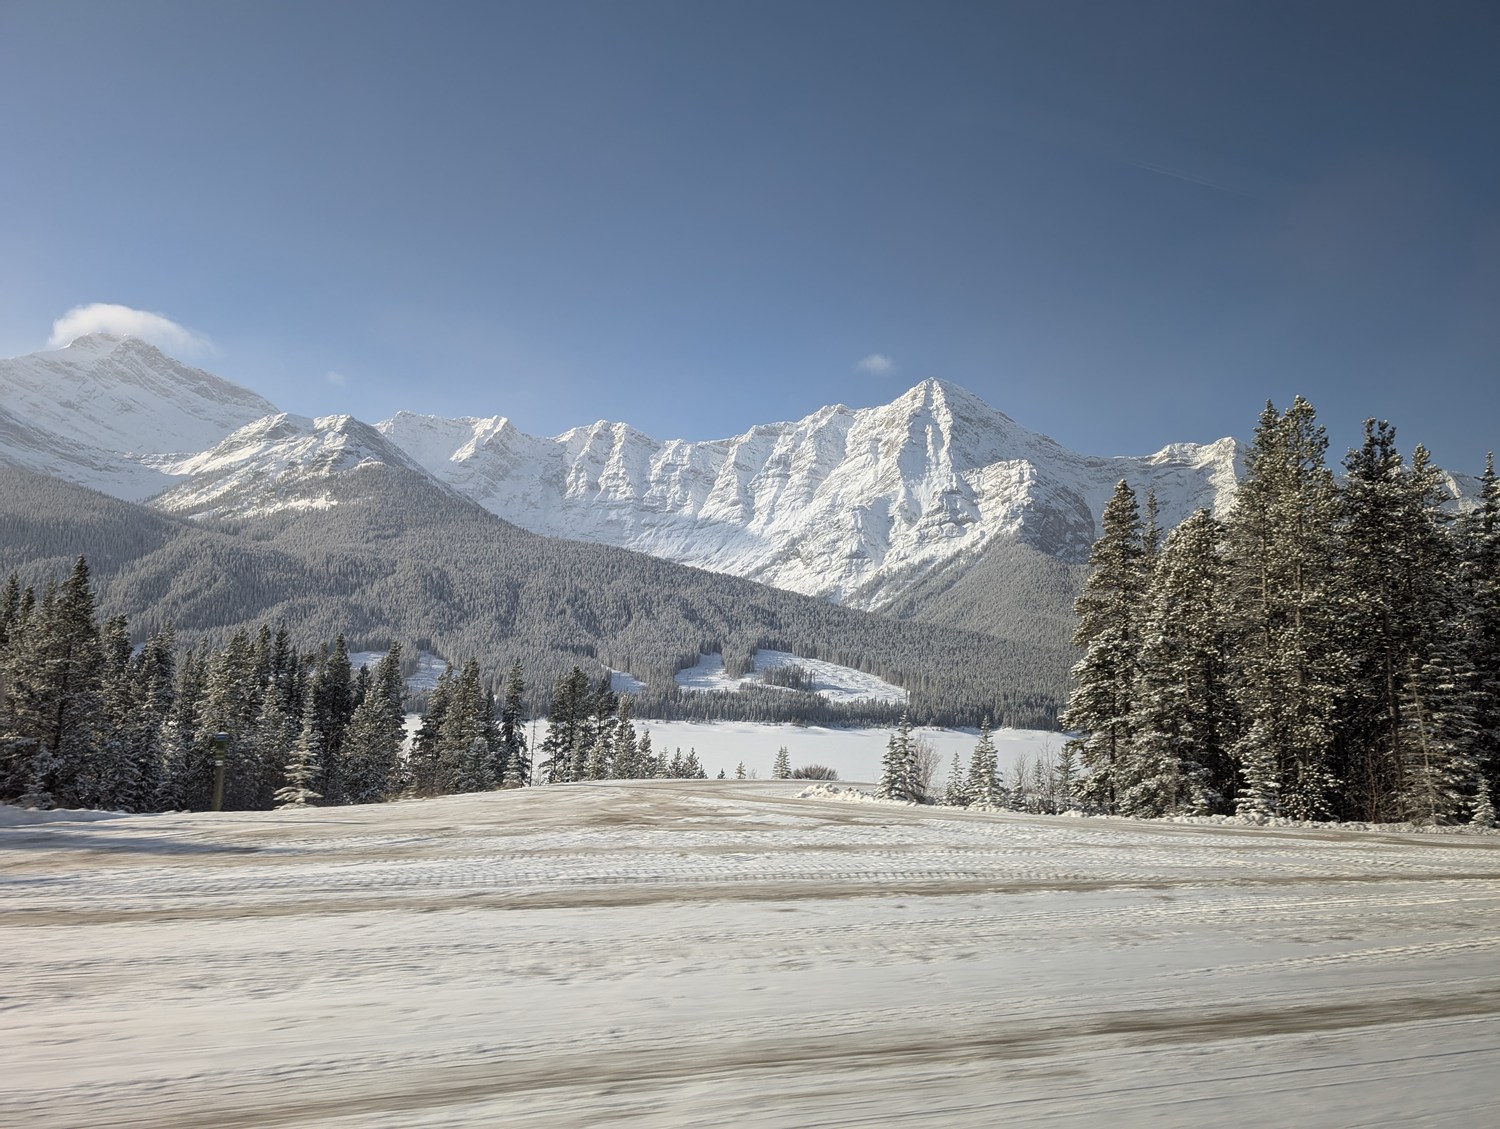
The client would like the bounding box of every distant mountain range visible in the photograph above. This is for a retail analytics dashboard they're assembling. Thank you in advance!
[1,334,1248,607]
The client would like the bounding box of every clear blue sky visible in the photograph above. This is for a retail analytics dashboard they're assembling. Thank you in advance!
[2,0,1496,470]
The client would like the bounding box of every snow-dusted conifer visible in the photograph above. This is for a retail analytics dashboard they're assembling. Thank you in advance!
[1224,399,1340,820]
[497,660,529,786]
[275,697,323,809]
[772,746,791,779]
[1121,510,1227,817]
[1472,778,1496,828]
[1061,481,1147,813]
[943,751,968,807]
[967,720,1000,807]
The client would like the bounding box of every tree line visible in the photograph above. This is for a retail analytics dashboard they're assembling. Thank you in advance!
[1060,399,1498,826]
[0,558,522,811]
[0,465,1071,731]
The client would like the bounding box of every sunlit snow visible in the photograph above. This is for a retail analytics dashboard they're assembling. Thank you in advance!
[671,650,908,704]
[5,783,1498,1127]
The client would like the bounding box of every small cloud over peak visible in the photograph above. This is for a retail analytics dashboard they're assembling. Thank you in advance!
[854,353,895,375]
[48,303,212,357]
[326,371,348,387]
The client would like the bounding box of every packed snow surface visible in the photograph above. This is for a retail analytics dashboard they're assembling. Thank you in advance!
[671,650,908,704]
[5,782,1498,1127]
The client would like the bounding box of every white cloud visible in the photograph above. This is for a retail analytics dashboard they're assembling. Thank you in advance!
[48,303,212,356]
[854,353,895,375]
[326,371,348,387]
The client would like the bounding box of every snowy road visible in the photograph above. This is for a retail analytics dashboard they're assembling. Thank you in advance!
[4,782,1500,1127]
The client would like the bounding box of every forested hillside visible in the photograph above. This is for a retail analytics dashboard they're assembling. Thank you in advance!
[0,467,1070,727]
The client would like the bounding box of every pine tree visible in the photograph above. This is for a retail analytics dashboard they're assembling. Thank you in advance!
[539,667,589,784]
[275,693,323,809]
[1472,778,1496,828]
[878,713,919,801]
[967,720,1000,807]
[1062,481,1148,813]
[497,660,529,786]
[1121,511,1229,817]
[735,761,746,780]
[412,664,453,795]
[311,636,354,805]
[1052,740,1079,812]
[14,560,108,808]
[1458,454,1500,814]
[772,746,791,779]
[1224,400,1341,820]
[127,625,176,810]
[343,644,405,805]
[193,628,262,810]
[437,659,487,793]
[943,751,969,807]
[610,696,637,779]
[1330,424,1458,820]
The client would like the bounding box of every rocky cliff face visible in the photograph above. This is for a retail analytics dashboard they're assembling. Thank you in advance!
[378,378,1242,610]
[1,335,1243,612]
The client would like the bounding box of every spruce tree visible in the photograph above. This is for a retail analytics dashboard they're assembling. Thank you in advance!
[311,636,354,805]
[1121,511,1229,817]
[343,644,406,804]
[967,720,1000,807]
[773,746,791,779]
[1224,399,1341,820]
[275,693,323,809]
[878,713,919,801]
[943,751,969,807]
[497,660,529,786]
[1061,481,1147,813]
[412,665,453,795]
[1458,454,1500,813]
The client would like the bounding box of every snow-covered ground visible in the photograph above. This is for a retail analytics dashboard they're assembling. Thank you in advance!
[4,782,1498,1127]
[623,719,1056,783]
[350,649,448,694]
[670,649,908,704]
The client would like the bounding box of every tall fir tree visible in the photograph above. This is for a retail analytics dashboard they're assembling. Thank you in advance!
[275,692,323,809]
[967,720,1001,807]
[497,660,529,786]
[343,643,406,804]
[1061,480,1148,813]
[1224,399,1341,820]
[1121,511,1230,817]
[1457,454,1500,812]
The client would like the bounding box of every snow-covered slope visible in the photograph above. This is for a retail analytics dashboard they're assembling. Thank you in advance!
[379,380,1243,609]
[0,335,1241,611]
[152,412,448,518]
[0,334,279,500]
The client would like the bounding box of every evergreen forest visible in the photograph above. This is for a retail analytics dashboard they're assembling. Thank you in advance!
[1059,399,1499,826]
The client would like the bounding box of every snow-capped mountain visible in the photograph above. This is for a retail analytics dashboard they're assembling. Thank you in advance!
[1,334,1241,612]
[153,412,451,518]
[378,380,1242,609]
[0,334,280,501]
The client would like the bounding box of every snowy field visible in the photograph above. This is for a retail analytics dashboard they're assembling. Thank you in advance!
[4,783,1500,1127]
[671,650,908,704]
[615,719,1058,783]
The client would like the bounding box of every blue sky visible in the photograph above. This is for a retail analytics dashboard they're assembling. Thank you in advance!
[2,0,1496,471]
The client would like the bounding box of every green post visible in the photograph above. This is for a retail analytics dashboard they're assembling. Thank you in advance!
[210,731,229,812]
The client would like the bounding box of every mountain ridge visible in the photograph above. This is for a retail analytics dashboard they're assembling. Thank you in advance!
[0,334,1250,628]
